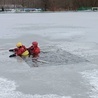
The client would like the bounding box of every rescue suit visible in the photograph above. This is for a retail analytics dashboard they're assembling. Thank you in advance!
[15,42,29,57]
[28,41,40,57]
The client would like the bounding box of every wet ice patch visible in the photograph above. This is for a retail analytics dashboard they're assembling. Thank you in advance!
[57,42,98,65]
[0,77,71,98]
[25,46,88,67]
[81,70,98,98]
[40,47,88,65]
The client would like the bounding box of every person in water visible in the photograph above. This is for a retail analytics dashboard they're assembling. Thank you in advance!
[9,42,29,57]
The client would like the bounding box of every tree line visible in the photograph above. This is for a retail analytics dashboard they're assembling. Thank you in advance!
[0,0,98,11]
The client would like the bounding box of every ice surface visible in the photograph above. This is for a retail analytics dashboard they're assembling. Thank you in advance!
[0,12,98,98]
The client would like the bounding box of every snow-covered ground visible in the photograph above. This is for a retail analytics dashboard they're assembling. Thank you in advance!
[0,12,98,98]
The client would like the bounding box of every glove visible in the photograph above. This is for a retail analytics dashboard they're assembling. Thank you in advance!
[9,49,14,52]
[9,48,18,52]
[9,54,16,57]
[31,46,34,50]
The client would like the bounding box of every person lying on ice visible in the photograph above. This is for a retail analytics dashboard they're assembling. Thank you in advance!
[9,42,29,57]
[27,41,40,58]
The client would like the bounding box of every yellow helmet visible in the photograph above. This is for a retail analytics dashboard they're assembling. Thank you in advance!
[16,42,22,47]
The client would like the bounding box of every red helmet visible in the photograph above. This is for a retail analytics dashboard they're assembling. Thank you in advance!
[32,41,38,47]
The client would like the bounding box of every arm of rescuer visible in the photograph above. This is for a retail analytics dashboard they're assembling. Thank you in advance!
[9,47,24,57]
[9,48,18,52]
[9,48,18,57]
[9,48,21,56]
[27,46,34,55]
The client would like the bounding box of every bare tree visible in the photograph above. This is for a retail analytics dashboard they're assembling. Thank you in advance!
[41,0,49,11]
[0,0,98,11]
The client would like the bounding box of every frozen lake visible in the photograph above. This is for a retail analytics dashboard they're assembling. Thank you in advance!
[0,12,98,98]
